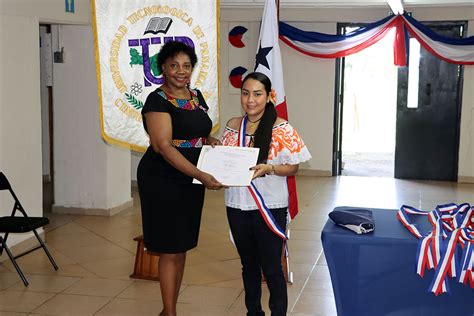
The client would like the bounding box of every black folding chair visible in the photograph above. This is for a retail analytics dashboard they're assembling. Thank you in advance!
[0,172,58,286]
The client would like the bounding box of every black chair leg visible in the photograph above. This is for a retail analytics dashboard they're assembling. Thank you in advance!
[33,230,58,271]
[1,241,29,286]
[0,232,9,255]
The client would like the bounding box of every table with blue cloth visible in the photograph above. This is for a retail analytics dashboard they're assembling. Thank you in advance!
[321,206,474,316]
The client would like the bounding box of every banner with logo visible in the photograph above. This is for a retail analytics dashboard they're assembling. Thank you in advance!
[91,0,220,151]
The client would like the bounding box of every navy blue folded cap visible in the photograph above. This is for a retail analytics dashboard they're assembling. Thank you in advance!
[328,208,375,234]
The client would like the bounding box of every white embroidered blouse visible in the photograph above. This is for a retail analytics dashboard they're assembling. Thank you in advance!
[221,121,312,210]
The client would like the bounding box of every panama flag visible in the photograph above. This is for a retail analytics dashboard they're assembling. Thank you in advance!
[255,0,287,118]
[255,0,299,219]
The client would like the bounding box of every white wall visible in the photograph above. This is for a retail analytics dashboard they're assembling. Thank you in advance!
[0,0,130,251]
[0,0,90,24]
[458,23,474,180]
[53,25,131,210]
[217,5,474,177]
[130,5,474,179]
[131,152,141,182]
[0,14,42,244]
[281,22,337,172]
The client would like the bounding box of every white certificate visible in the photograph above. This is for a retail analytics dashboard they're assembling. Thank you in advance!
[193,145,259,187]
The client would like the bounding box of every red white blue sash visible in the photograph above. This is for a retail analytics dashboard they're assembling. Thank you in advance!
[239,115,287,240]
[398,203,474,295]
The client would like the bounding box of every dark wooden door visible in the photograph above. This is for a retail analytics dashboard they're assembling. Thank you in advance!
[395,22,465,181]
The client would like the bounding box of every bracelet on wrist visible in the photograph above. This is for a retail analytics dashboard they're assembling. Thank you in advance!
[269,164,276,175]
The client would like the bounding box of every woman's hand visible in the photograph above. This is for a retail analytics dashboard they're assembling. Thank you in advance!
[250,164,273,179]
[198,172,226,190]
[206,136,222,147]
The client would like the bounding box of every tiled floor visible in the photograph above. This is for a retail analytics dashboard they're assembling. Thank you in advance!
[0,176,473,315]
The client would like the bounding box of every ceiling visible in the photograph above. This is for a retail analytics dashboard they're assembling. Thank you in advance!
[220,0,474,9]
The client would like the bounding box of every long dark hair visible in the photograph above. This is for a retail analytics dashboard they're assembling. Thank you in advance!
[241,72,277,164]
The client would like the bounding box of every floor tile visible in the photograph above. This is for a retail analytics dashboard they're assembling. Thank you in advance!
[32,264,99,278]
[289,229,322,241]
[45,231,111,250]
[0,291,54,313]
[176,303,228,316]
[8,275,80,293]
[301,277,334,296]
[33,294,110,315]
[206,278,243,289]
[45,222,90,236]
[94,298,161,316]
[0,272,21,290]
[63,278,131,297]
[182,260,242,285]
[56,244,132,264]
[178,285,242,307]
[0,176,470,314]
[117,281,162,301]
[80,256,135,279]
[195,242,239,261]
[290,293,337,315]
[0,247,75,274]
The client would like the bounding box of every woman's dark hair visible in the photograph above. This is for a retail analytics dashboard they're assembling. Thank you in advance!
[157,41,198,71]
[241,72,277,164]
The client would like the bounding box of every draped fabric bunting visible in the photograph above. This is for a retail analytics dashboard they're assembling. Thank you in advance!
[279,13,474,67]
[91,0,219,151]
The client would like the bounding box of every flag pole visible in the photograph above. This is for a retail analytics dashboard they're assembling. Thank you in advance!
[276,0,280,22]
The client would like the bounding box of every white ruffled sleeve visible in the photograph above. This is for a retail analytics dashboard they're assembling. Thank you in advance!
[268,122,312,165]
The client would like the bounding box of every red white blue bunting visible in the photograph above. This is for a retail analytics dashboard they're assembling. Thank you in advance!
[398,203,474,295]
[279,14,474,66]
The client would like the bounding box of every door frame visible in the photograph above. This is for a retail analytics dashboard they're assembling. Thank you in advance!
[332,22,372,176]
[333,19,467,179]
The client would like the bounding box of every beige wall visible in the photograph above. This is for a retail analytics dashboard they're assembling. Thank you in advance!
[0,0,125,249]
[458,22,474,180]
[0,0,90,24]
[0,14,42,244]
[1,2,473,220]
[220,5,474,177]
[52,25,131,210]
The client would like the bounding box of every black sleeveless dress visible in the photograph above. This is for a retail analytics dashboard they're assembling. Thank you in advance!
[137,88,212,253]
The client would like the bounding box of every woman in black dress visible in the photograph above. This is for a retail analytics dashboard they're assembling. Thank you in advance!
[137,41,223,316]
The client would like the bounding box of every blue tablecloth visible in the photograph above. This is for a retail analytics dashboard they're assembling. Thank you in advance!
[321,206,474,316]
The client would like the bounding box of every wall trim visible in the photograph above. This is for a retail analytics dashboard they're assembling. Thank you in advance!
[458,176,474,183]
[52,198,134,216]
[297,169,332,177]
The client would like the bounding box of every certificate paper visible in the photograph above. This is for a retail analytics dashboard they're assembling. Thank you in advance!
[193,145,259,186]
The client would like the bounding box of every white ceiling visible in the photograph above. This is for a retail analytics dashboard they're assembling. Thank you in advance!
[220,0,474,9]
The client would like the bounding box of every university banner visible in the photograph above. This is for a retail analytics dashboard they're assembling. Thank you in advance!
[91,0,220,151]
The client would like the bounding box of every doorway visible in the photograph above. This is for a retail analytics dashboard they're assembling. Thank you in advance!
[333,20,465,181]
[340,25,397,177]
[40,24,54,212]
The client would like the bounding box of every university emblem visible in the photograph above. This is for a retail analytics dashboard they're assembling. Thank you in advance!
[92,1,219,150]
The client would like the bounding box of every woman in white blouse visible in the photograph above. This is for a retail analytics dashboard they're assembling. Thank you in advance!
[221,72,311,316]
